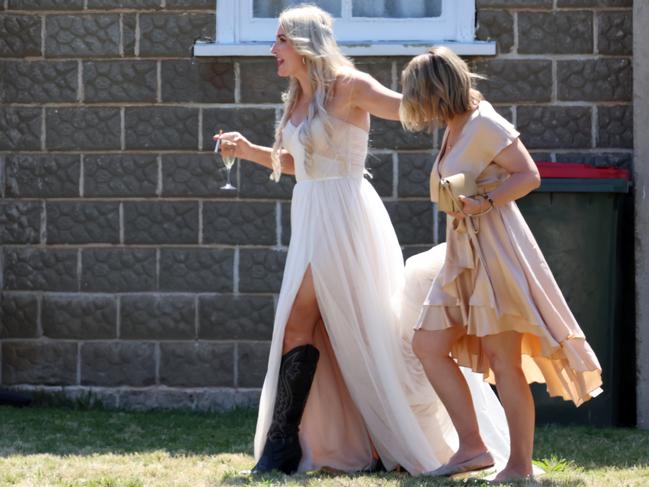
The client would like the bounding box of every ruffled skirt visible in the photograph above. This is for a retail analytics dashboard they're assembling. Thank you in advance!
[416,202,603,406]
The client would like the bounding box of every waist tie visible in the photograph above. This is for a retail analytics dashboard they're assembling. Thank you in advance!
[448,178,502,234]
[449,178,504,316]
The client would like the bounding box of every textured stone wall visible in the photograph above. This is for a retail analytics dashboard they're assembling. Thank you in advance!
[0,0,633,411]
[474,0,633,166]
[633,0,649,429]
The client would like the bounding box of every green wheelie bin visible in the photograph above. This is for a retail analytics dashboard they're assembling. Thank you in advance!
[517,162,633,426]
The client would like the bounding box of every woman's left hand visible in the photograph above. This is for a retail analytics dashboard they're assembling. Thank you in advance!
[449,195,485,221]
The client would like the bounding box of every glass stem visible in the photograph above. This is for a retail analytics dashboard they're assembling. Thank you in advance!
[226,166,232,187]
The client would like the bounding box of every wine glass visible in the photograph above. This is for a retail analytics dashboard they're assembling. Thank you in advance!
[215,137,237,191]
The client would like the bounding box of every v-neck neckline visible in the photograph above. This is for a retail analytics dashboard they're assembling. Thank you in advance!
[436,102,481,178]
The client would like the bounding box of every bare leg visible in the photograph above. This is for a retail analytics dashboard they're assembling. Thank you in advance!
[283,266,321,353]
[482,331,534,481]
[253,266,323,475]
[412,327,489,465]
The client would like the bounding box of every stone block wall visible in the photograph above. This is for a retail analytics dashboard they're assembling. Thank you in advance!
[0,0,632,411]
[474,0,633,166]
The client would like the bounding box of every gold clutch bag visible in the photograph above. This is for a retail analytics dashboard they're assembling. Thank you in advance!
[437,172,478,213]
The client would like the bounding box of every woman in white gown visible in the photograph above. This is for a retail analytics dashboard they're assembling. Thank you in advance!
[215,4,509,475]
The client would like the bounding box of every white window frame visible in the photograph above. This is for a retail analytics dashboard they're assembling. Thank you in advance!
[194,0,495,57]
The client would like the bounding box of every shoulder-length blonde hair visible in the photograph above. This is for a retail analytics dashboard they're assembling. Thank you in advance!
[400,46,483,133]
[270,4,353,181]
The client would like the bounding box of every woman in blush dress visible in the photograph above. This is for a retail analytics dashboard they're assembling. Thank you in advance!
[399,46,602,482]
[215,6,510,476]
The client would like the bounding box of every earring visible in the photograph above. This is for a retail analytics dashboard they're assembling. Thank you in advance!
[302,57,306,65]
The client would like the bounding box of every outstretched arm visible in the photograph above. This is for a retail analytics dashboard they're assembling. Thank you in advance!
[350,71,402,121]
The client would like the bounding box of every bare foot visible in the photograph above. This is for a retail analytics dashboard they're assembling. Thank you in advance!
[427,450,495,477]
[492,466,534,483]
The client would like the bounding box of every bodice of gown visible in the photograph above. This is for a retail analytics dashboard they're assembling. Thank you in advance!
[282,115,369,182]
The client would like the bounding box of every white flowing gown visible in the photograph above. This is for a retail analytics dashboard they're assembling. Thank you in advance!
[253,114,510,474]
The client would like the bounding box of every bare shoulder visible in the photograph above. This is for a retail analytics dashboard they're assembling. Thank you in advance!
[332,67,399,120]
[335,68,380,95]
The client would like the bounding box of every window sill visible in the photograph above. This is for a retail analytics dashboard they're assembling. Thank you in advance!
[193,40,496,57]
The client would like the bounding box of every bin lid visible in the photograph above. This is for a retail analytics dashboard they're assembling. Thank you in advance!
[535,162,630,193]
[537,162,630,181]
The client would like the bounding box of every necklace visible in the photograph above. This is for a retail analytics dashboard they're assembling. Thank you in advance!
[445,109,473,152]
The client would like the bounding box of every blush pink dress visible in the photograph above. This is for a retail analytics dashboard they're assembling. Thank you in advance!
[417,100,603,406]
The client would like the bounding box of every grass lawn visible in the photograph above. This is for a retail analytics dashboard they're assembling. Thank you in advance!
[0,405,648,486]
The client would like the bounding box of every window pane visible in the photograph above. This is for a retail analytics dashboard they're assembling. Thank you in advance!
[253,0,341,18]
[352,0,442,18]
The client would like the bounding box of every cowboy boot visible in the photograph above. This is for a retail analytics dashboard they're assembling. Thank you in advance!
[252,344,319,474]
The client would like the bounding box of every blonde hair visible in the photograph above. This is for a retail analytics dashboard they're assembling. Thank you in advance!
[400,46,483,133]
[270,4,353,181]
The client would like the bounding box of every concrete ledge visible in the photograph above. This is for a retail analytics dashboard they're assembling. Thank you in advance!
[193,40,497,57]
[1,385,261,412]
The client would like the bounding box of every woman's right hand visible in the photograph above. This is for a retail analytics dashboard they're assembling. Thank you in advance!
[213,131,252,159]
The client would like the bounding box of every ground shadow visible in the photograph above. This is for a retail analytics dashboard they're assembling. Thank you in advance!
[534,424,649,470]
[0,405,256,457]
[219,470,586,487]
